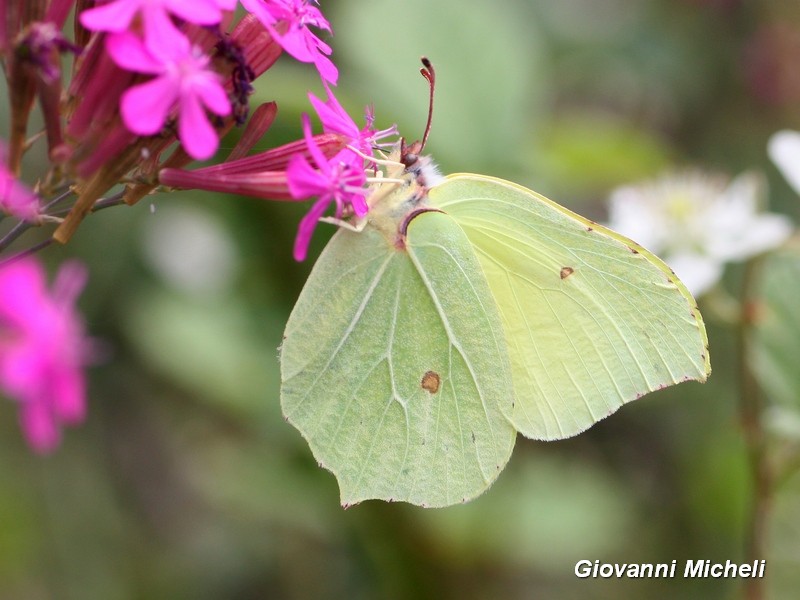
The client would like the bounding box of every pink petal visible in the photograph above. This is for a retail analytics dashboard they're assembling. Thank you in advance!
[256,5,338,84]
[309,83,357,138]
[312,51,338,85]
[276,22,332,66]
[240,0,278,26]
[0,149,40,221]
[53,261,88,307]
[349,190,369,218]
[120,76,179,135]
[293,196,331,261]
[178,94,219,160]
[304,5,332,32]
[51,368,86,424]
[80,0,143,32]
[0,186,39,220]
[0,346,45,402]
[105,32,165,74]
[141,8,190,60]
[20,400,60,454]
[0,257,92,454]
[165,0,225,25]
[299,113,328,172]
[286,154,326,198]
[194,75,232,117]
[0,260,47,324]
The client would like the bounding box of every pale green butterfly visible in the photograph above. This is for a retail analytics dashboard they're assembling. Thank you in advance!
[280,60,710,508]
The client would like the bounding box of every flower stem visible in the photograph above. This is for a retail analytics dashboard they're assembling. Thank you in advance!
[0,190,127,260]
[0,219,34,253]
[0,238,55,267]
[738,258,771,600]
[50,190,128,217]
[0,188,74,253]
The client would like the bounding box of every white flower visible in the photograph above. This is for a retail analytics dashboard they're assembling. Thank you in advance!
[141,203,239,296]
[768,129,800,195]
[607,171,794,297]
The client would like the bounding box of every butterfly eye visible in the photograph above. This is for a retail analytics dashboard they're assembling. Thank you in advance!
[401,152,419,168]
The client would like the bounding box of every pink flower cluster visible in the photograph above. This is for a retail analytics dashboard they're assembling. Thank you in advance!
[161,82,398,260]
[1,0,399,451]
[0,145,40,221]
[241,0,337,84]
[78,0,337,161]
[0,259,91,453]
[286,84,397,259]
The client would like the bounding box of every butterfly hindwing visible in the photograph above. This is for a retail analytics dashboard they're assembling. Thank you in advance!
[280,210,516,507]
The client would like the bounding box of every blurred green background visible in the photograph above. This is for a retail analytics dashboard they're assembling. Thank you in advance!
[2,0,800,598]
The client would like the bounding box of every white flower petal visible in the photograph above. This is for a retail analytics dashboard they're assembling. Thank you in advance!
[607,169,795,282]
[142,203,238,296]
[665,252,724,297]
[607,186,665,252]
[706,213,794,261]
[719,171,763,213]
[768,130,800,196]
[702,171,791,261]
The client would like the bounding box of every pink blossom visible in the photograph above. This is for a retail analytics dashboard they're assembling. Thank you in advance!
[81,0,233,49]
[1,145,40,221]
[241,0,337,84]
[308,83,398,167]
[0,258,91,453]
[287,114,368,261]
[106,32,231,160]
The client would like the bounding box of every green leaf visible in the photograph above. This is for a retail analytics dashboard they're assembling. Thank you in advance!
[280,213,516,507]
[751,242,800,414]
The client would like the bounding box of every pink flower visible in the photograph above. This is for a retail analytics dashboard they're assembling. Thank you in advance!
[308,83,398,167]
[241,0,337,84]
[106,31,232,160]
[0,258,92,453]
[81,0,233,49]
[1,145,40,221]
[287,114,368,260]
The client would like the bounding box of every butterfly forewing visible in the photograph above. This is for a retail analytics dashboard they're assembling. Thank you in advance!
[429,174,710,440]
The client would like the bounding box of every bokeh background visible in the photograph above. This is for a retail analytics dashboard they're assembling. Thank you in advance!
[2,0,800,598]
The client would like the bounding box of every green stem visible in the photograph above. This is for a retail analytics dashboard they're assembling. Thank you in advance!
[738,258,771,600]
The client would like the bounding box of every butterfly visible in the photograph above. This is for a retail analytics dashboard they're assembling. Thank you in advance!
[280,60,710,508]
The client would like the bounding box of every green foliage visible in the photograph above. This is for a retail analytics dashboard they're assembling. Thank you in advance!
[752,241,800,416]
[750,242,800,597]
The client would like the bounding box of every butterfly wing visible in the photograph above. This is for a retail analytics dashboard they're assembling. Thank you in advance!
[429,173,710,440]
[280,211,516,507]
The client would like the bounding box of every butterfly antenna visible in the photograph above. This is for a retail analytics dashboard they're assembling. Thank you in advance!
[400,58,436,168]
[419,57,435,152]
